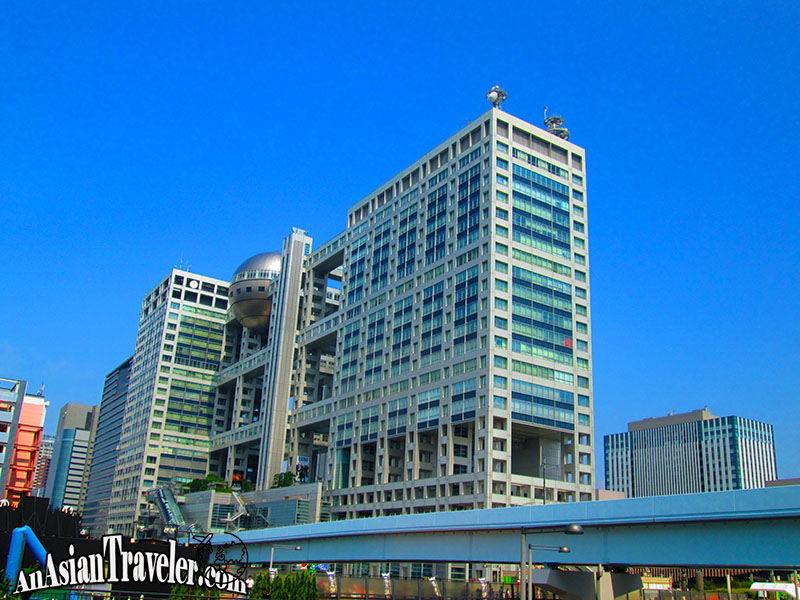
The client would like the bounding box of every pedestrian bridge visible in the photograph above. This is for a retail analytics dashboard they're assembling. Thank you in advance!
[212,485,800,569]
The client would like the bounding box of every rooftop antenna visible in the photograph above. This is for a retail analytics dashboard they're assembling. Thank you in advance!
[37,382,44,397]
[544,105,570,140]
[177,253,184,270]
[486,84,507,108]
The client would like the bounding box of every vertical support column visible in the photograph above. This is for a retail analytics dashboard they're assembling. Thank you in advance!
[793,570,799,600]
[595,565,604,600]
[527,546,532,600]
[519,529,526,600]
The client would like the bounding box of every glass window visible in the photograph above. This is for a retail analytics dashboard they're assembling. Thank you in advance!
[576,322,588,334]
[494,356,507,369]
[496,207,508,221]
[575,287,587,299]
[495,279,508,292]
[573,190,584,202]
[496,174,509,187]
[574,237,585,249]
[496,190,508,204]
[576,340,588,352]
[578,394,590,407]
[578,413,590,426]
[497,141,509,154]
[495,242,508,256]
[493,396,507,409]
[574,253,585,265]
[575,270,586,282]
[494,375,507,389]
[495,336,508,349]
[574,206,584,218]
[496,157,509,170]
[496,261,508,274]
[495,298,508,311]
[577,357,589,370]
[495,316,508,330]
[573,174,583,185]
[575,304,587,316]
[496,225,508,238]
[573,221,585,233]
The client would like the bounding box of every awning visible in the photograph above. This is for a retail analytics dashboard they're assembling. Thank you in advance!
[750,582,798,598]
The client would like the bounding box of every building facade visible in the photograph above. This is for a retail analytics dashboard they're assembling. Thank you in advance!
[45,402,99,511]
[604,408,777,497]
[0,377,48,504]
[83,357,132,535]
[103,104,595,536]
[31,433,55,496]
[206,105,594,521]
[108,271,230,536]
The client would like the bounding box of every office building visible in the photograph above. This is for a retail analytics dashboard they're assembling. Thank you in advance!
[604,408,777,497]
[108,270,230,536]
[83,357,132,535]
[205,101,594,520]
[0,377,48,504]
[31,433,55,496]
[45,402,99,511]
[104,99,594,536]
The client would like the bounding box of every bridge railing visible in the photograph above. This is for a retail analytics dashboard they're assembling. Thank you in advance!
[312,576,752,600]
[642,593,748,600]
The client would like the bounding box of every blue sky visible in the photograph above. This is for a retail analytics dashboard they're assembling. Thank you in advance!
[2,1,798,481]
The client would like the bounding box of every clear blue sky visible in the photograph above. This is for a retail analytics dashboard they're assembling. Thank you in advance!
[2,1,798,481]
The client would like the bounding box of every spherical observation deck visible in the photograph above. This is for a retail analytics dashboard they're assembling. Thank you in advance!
[229,252,282,331]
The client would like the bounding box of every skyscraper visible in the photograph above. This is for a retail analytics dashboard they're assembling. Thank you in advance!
[31,434,54,496]
[0,377,48,505]
[108,270,229,536]
[83,357,132,536]
[208,102,594,518]
[45,403,99,511]
[105,100,595,536]
[604,408,777,497]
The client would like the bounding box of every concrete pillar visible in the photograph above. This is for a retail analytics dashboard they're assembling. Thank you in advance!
[520,530,526,600]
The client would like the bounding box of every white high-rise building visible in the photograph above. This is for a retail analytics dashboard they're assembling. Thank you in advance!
[107,270,229,536]
[605,408,777,497]
[211,102,595,516]
[103,99,596,536]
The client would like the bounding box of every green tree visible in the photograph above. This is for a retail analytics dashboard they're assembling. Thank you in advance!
[169,583,190,600]
[187,474,232,493]
[0,571,21,600]
[308,569,321,600]
[250,570,270,600]
[269,573,285,600]
[271,472,295,488]
[284,571,300,599]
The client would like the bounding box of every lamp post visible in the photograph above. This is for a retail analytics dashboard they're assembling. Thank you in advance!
[268,544,302,579]
[540,458,559,505]
[520,524,583,600]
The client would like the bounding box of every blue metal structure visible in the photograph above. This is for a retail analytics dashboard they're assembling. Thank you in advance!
[5,525,48,591]
[208,485,800,568]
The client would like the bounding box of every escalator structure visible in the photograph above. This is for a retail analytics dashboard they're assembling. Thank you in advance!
[224,491,270,532]
[146,485,197,535]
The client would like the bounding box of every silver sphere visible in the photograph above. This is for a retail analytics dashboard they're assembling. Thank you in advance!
[230,252,282,331]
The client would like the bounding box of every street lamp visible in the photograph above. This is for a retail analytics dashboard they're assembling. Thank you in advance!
[268,544,302,578]
[520,524,583,600]
[540,458,560,505]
